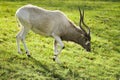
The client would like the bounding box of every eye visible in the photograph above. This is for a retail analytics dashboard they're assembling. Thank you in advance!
[84,38,88,42]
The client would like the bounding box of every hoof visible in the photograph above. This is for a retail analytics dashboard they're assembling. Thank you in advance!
[53,57,60,63]
[26,51,30,57]
[27,54,31,57]
[18,51,22,54]
[53,58,55,61]
[62,46,65,49]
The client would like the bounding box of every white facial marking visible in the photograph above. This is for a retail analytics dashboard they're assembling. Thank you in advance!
[85,41,90,45]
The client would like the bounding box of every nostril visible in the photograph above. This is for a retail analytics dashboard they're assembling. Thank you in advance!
[87,49,91,52]
[89,50,91,52]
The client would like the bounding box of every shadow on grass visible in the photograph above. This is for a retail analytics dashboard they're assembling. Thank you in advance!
[29,56,66,80]
[29,56,90,80]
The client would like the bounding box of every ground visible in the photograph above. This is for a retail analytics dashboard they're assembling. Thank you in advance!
[0,0,120,80]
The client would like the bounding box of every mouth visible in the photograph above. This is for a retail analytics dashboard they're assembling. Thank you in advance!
[86,49,91,52]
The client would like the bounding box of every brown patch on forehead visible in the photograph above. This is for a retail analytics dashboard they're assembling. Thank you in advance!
[85,34,91,41]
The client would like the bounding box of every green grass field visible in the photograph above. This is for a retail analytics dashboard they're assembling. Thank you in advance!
[0,0,120,80]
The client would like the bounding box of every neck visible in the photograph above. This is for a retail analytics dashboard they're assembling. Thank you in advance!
[61,22,82,44]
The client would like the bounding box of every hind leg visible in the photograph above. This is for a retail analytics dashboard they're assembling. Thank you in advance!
[16,28,23,54]
[21,27,30,56]
[16,26,30,56]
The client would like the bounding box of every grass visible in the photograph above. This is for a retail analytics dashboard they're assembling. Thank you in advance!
[0,0,120,80]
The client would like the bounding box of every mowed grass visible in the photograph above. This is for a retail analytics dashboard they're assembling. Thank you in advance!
[0,0,120,80]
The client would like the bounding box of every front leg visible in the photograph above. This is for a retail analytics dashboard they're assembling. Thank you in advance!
[53,40,58,61]
[52,33,64,62]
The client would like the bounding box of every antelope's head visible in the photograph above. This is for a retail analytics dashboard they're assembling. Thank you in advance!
[78,8,91,52]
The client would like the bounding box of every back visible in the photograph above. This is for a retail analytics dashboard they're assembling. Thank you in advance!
[16,4,70,36]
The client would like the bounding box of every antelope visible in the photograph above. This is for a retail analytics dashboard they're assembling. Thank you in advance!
[15,4,91,62]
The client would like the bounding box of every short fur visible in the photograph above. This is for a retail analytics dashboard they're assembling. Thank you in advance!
[16,4,91,62]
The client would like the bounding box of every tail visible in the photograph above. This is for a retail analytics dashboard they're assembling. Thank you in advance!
[15,11,23,28]
[15,16,21,27]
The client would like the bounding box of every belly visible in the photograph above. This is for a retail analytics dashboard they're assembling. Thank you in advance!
[31,26,52,36]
